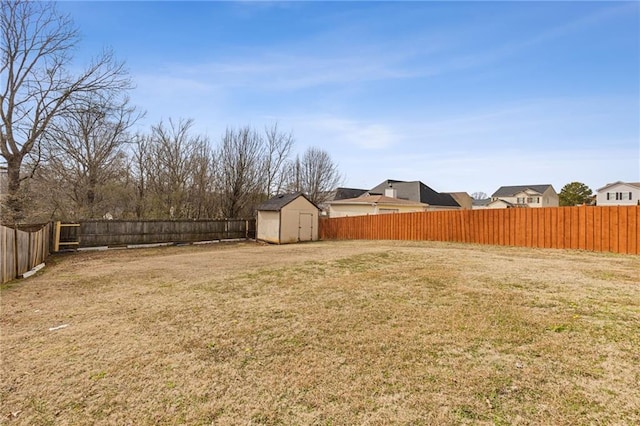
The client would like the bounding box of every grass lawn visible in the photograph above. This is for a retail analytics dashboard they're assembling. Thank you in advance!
[1,240,639,425]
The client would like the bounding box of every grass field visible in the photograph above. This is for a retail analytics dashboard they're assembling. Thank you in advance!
[1,240,639,425]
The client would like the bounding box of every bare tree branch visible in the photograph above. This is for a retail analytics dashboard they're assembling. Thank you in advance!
[287,147,342,205]
[1,0,131,220]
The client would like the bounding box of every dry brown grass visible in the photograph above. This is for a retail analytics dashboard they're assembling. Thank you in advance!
[1,240,639,425]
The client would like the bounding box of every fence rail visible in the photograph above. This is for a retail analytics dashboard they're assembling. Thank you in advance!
[1,223,51,284]
[319,206,639,255]
[57,219,256,249]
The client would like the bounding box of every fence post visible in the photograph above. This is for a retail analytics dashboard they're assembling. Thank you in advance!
[53,221,61,252]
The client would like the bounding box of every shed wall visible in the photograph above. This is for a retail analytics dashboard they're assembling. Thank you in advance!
[257,210,281,243]
[280,196,319,243]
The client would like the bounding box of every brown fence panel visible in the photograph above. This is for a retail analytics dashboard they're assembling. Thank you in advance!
[1,223,51,284]
[318,206,640,255]
[74,219,255,248]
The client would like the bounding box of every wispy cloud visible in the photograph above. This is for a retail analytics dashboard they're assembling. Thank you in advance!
[290,116,398,150]
[132,2,634,96]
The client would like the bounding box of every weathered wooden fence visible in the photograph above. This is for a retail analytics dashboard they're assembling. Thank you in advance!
[1,223,51,284]
[320,206,640,255]
[59,219,256,248]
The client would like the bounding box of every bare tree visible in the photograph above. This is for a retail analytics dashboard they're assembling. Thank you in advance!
[130,134,150,218]
[144,118,209,219]
[37,94,141,219]
[262,123,294,198]
[287,147,342,205]
[216,126,265,218]
[184,141,216,219]
[471,191,488,200]
[1,0,130,221]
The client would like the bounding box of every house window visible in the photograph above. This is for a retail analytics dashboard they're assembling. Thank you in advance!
[614,192,630,200]
[517,197,524,204]
[607,193,610,200]
[526,197,540,203]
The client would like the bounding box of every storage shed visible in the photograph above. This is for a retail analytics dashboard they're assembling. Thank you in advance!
[256,193,319,244]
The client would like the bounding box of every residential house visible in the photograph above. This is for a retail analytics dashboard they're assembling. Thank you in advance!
[319,187,368,216]
[596,181,640,206]
[490,185,559,208]
[485,199,522,209]
[327,189,429,218]
[369,180,461,210]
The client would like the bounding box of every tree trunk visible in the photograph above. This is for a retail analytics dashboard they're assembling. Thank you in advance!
[3,155,26,223]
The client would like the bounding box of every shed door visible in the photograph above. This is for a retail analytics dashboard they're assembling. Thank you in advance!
[298,213,313,242]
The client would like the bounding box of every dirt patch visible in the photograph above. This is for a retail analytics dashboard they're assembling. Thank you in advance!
[1,240,639,424]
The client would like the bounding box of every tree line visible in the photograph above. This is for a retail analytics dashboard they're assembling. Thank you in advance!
[1,1,341,223]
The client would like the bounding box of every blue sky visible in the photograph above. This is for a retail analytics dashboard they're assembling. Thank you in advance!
[58,1,639,195]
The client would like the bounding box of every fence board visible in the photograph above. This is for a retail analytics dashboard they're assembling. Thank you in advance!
[585,207,594,251]
[569,207,578,250]
[548,208,557,249]
[577,207,586,250]
[618,207,629,254]
[630,207,639,255]
[319,206,639,255]
[542,208,550,248]
[610,207,620,254]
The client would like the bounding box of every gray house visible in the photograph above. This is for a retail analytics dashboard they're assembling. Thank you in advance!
[490,184,558,208]
[369,179,461,210]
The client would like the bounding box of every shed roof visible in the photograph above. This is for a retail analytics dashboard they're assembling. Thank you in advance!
[256,192,318,212]
[491,184,554,197]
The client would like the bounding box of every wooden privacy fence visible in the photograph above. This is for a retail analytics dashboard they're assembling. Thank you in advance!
[319,206,640,255]
[59,219,256,249]
[1,223,51,284]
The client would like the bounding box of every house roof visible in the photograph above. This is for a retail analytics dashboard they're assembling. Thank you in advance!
[328,195,428,207]
[370,180,460,207]
[333,187,368,200]
[491,184,554,198]
[596,181,640,192]
[472,198,491,206]
[445,192,472,209]
[445,192,470,198]
[487,198,517,207]
[256,192,318,211]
